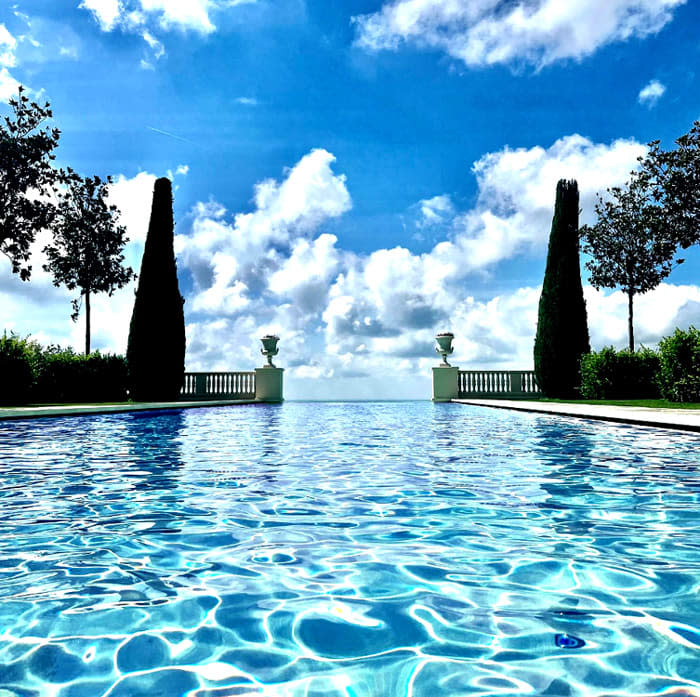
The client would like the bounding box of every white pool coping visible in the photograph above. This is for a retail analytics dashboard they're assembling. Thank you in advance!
[0,399,260,421]
[453,398,700,433]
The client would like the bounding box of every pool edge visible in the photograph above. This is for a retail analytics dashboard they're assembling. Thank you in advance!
[453,399,700,433]
[0,399,262,421]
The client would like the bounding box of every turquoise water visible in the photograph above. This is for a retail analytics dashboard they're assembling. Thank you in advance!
[1,401,700,696]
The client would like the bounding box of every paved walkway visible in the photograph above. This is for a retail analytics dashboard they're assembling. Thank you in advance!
[0,399,259,421]
[453,399,700,433]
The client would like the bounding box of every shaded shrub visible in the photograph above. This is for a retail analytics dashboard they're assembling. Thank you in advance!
[0,331,128,405]
[580,347,660,399]
[657,327,700,402]
[34,348,128,403]
[0,332,41,405]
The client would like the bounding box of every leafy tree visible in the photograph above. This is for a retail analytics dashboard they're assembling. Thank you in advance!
[580,169,682,352]
[643,121,700,250]
[126,177,185,401]
[534,179,590,398]
[43,170,136,355]
[0,86,61,280]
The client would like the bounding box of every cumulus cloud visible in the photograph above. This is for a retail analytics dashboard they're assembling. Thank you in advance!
[416,194,455,227]
[445,134,645,269]
[176,148,351,322]
[353,0,685,68]
[0,67,20,102]
[638,79,666,106]
[0,23,20,101]
[0,23,17,67]
[5,139,700,399]
[80,0,256,35]
[173,136,666,394]
[80,0,122,32]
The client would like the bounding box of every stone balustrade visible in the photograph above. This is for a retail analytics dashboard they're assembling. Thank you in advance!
[181,372,256,400]
[431,331,540,401]
[458,370,540,399]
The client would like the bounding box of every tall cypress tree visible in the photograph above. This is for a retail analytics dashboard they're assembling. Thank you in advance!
[127,178,185,401]
[534,179,590,398]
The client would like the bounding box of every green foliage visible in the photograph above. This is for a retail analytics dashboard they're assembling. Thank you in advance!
[0,86,61,280]
[127,177,185,401]
[642,121,700,250]
[580,346,660,399]
[581,169,682,352]
[34,348,127,403]
[534,179,590,398]
[657,327,700,402]
[43,170,136,355]
[0,332,127,405]
[0,332,42,405]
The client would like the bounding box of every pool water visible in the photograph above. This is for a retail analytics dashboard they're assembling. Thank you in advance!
[1,401,699,696]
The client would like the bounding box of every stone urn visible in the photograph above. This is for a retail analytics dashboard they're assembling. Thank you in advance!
[435,332,454,367]
[260,335,280,367]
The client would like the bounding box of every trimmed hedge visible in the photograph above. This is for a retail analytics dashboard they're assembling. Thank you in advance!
[0,332,127,405]
[580,346,660,399]
[0,332,42,405]
[657,327,700,402]
[34,348,128,403]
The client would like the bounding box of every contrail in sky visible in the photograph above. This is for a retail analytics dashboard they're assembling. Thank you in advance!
[147,126,198,146]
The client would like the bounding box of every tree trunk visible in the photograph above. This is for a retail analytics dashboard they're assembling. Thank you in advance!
[627,289,634,353]
[85,289,91,355]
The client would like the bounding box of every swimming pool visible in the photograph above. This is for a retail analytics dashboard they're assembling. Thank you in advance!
[1,401,699,696]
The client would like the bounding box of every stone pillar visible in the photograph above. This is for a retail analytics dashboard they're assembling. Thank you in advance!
[255,367,284,402]
[432,366,459,402]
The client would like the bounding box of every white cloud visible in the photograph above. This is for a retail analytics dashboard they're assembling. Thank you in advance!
[0,23,20,101]
[80,0,257,35]
[138,0,216,34]
[174,136,659,395]
[4,139,699,399]
[142,30,165,59]
[638,79,666,106]
[417,194,454,227]
[80,0,122,32]
[236,97,259,106]
[353,0,686,68]
[0,67,20,101]
[177,148,351,321]
[425,134,645,273]
[0,23,17,67]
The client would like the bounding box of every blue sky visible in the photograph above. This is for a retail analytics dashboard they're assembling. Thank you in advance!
[1,0,700,398]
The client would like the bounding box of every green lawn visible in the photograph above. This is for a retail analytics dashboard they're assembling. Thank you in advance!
[541,398,700,410]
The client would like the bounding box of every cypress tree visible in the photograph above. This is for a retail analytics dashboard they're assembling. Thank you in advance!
[534,179,590,398]
[127,178,185,401]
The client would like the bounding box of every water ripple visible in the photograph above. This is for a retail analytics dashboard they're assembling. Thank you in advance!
[0,402,699,696]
